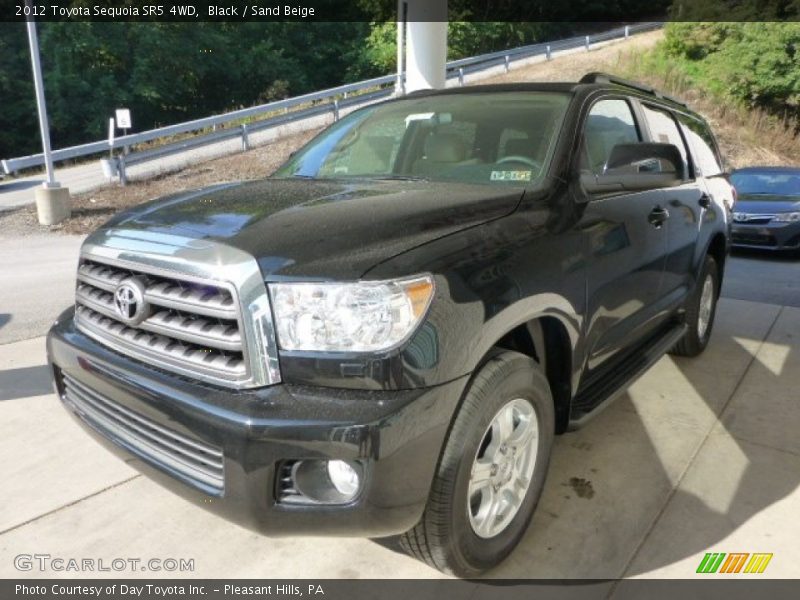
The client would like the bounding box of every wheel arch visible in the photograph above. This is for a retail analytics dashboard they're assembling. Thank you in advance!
[490,315,574,434]
[705,232,728,292]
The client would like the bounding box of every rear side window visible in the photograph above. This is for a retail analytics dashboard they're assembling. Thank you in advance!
[582,99,641,174]
[641,104,691,179]
[677,114,724,177]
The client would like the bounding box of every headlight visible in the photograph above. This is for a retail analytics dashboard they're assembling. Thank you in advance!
[772,212,800,223]
[269,275,434,352]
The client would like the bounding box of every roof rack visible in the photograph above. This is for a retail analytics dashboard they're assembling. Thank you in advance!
[579,72,688,107]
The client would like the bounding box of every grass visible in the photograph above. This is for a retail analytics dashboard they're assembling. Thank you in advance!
[613,44,800,169]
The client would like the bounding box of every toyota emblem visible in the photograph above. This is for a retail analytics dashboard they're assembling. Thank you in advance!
[113,278,150,326]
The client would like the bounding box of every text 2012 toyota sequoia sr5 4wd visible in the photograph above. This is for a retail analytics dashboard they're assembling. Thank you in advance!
[48,73,733,576]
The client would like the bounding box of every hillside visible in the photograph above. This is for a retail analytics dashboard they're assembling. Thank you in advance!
[483,29,798,169]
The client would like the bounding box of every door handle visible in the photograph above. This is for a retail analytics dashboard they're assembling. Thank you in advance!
[699,194,712,209]
[648,206,669,228]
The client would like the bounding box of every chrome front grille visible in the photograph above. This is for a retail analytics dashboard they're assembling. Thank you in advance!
[733,213,775,224]
[74,257,248,386]
[62,373,224,494]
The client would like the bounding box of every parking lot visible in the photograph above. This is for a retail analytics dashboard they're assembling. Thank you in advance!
[0,240,798,580]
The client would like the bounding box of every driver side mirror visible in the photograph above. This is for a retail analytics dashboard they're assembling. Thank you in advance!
[581,142,684,194]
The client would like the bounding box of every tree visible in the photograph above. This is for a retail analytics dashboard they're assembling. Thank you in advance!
[0,23,37,159]
[663,22,800,120]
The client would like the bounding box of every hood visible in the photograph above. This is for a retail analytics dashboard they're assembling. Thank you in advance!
[97,178,525,279]
[735,195,800,215]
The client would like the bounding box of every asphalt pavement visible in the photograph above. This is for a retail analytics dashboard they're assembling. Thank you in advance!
[722,248,800,308]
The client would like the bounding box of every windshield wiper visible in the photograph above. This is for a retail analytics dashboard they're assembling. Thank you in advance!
[365,175,429,182]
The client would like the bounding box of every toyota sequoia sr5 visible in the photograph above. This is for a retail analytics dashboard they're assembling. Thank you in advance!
[48,73,733,576]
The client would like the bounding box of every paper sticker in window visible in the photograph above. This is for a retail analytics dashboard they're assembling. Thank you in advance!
[490,170,532,182]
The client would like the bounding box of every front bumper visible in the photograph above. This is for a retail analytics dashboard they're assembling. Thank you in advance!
[47,309,467,537]
[731,221,800,250]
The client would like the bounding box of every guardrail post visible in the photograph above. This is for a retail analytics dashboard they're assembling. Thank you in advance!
[625,25,630,38]
[333,99,340,122]
[118,155,127,187]
[458,67,465,86]
[546,45,551,60]
[504,55,510,72]
[585,36,590,51]
[241,123,250,151]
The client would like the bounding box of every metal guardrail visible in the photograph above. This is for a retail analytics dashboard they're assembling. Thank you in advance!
[2,22,661,180]
[113,87,391,183]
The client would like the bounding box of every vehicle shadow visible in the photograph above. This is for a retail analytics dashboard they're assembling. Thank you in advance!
[374,300,798,578]
[0,364,55,402]
[616,306,797,577]
[723,251,800,309]
[730,246,800,262]
[490,300,796,578]
[0,179,43,194]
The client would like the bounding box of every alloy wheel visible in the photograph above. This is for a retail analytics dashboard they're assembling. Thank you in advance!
[468,398,540,539]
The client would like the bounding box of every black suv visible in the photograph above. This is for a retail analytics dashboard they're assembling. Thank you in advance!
[47,73,732,576]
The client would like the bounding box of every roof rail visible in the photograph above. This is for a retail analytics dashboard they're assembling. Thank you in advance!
[579,72,688,107]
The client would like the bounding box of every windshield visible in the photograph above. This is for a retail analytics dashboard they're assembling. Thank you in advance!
[274,92,570,186]
[731,170,800,197]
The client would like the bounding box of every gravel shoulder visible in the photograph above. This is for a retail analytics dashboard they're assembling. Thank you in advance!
[0,128,319,239]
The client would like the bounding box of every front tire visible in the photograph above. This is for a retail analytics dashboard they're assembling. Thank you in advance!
[400,350,555,577]
[671,254,720,357]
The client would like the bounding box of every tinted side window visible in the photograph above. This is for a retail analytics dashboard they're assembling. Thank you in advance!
[582,99,641,174]
[677,114,724,177]
[641,104,691,179]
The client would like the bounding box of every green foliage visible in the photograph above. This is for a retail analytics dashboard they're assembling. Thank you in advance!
[662,22,800,117]
[0,22,370,158]
[447,22,571,60]
[360,21,397,75]
[357,0,671,22]
[669,0,800,20]
[661,23,735,60]
[360,21,571,74]
[0,24,37,161]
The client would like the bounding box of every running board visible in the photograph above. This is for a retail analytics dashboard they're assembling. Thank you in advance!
[568,323,688,430]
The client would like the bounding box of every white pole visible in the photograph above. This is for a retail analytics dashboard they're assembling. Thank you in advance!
[25,10,58,188]
[404,0,447,93]
[395,0,406,95]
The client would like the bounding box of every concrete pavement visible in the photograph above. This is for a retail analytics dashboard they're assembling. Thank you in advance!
[0,234,85,344]
[0,297,797,580]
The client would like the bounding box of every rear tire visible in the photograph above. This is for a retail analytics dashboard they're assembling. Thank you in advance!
[399,350,554,577]
[671,254,719,357]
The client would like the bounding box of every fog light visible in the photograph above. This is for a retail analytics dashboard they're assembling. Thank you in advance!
[327,460,360,498]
